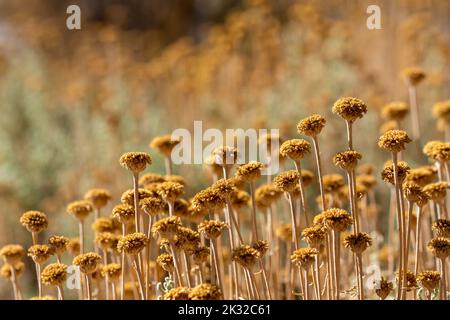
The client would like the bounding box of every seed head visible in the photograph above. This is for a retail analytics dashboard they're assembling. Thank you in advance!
[275,224,292,242]
[67,200,93,221]
[381,102,409,121]
[273,170,300,193]
[84,188,111,209]
[19,211,48,234]
[188,283,222,300]
[211,178,236,199]
[140,197,165,216]
[417,271,441,292]
[232,245,260,268]
[423,182,449,201]
[156,182,184,202]
[28,245,53,264]
[402,181,422,202]
[119,152,152,173]
[91,217,114,233]
[432,100,450,123]
[192,188,226,212]
[302,225,326,247]
[163,287,191,300]
[230,190,250,209]
[175,227,200,252]
[406,166,437,187]
[332,97,367,122]
[192,246,210,265]
[156,253,174,272]
[428,237,450,259]
[139,173,165,187]
[117,232,148,255]
[432,219,450,238]
[279,139,311,161]
[112,204,135,224]
[322,208,353,232]
[255,184,282,209]
[333,150,362,172]
[67,238,80,256]
[121,188,153,207]
[381,160,410,184]
[236,161,264,182]
[95,232,117,251]
[374,277,393,300]
[252,240,269,257]
[152,216,181,241]
[343,232,373,254]
[73,252,102,274]
[0,262,25,280]
[101,263,122,281]
[48,236,69,255]
[323,174,345,193]
[0,244,25,265]
[402,67,426,86]
[198,220,227,239]
[41,263,67,286]
[149,135,180,157]
[378,130,411,152]
[291,248,318,269]
[395,270,417,291]
[165,175,186,186]
[297,114,326,137]
[356,174,376,190]
[423,141,450,162]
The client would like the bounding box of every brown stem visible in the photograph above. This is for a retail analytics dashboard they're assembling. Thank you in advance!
[346,120,353,150]
[120,223,126,300]
[132,256,145,300]
[347,171,358,234]
[334,231,341,300]
[57,284,65,300]
[133,172,140,232]
[145,216,153,299]
[312,136,326,211]
[414,207,422,277]
[85,274,92,300]
[164,156,172,176]
[294,160,310,227]
[287,193,299,250]
[210,239,223,292]
[249,181,260,242]
[356,253,364,300]
[79,220,85,254]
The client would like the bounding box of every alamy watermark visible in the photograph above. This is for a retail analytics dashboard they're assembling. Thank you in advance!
[170,121,280,175]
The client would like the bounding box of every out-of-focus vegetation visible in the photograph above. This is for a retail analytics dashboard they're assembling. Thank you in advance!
[0,0,449,298]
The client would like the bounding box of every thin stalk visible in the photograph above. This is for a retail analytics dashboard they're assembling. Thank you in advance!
[224,201,239,298]
[303,269,309,300]
[334,231,341,300]
[145,215,153,299]
[182,251,192,288]
[111,282,117,300]
[133,172,141,233]
[79,220,85,254]
[414,207,422,277]
[103,250,109,300]
[408,85,421,147]
[347,171,358,234]
[356,253,364,300]
[164,156,172,176]
[313,256,321,300]
[405,201,414,279]
[259,259,272,299]
[312,136,326,211]
[294,160,310,227]
[210,239,223,292]
[132,256,145,300]
[120,224,126,300]
[57,284,65,300]
[392,152,404,300]
[286,193,299,249]
[85,274,92,300]
[249,181,260,242]
[440,258,447,300]
[346,120,353,150]
[9,266,19,300]
[169,244,183,286]
[248,269,260,300]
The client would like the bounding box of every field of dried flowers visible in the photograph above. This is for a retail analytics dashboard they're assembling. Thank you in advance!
[1,0,450,300]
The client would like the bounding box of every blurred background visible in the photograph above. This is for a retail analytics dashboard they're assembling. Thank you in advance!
[0,0,449,298]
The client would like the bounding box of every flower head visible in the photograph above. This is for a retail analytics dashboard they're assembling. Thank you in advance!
[0,244,25,265]
[291,247,318,269]
[188,283,222,300]
[333,150,362,172]
[279,139,311,161]
[84,188,111,209]
[302,225,326,247]
[212,146,239,166]
[192,188,226,212]
[101,263,122,281]
[91,217,114,233]
[156,253,174,272]
[192,246,210,265]
[73,252,102,274]
[163,287,191,300]
[427,237,450,259]
[374,277,393,300]
[149,135,180,157]
[255,184,282,208]
[236,161,264,182]
[211,179,236,199]
[48,236,69,255]
[273,170,300,193]
[198,220,227,239]
[140,197,165,216]
[343,232,373,254]
[20,211,48,234]
[378,130,411,152]
[117,232,148,255]
[432,219,450,238]
[297,114,326,137]
[405,166,437,186]
[41,263,67,286]
[0,262,25,280]
[423,182,449,201]
[121,188,153,206]
[381,160,410,184]
[402,67,426,86]
[332,97,367,122]
[323,174,345,193]
[381,102,409,121]
[417,271,441,292]
[112,204,135,224]
[432,100,450,123]
[252,240,269,257]
[152,216,181,241]
[67,200,93,221]
[28,245,53,264]
[322,208,353,232]
[156,182,184,202]
[232,245,260,268]
[119,152,152,173]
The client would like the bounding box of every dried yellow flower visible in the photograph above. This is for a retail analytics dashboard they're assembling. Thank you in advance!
[119,152,152,173]
[332,97,367,122]
[84,188,111,209]
[28,245,53,264]
[291,247,318,269]
[48,236,69,255]
[297,114,326,137]
[273,170,300,193]
[343,232,373,254]
[198,220,227,239]
[333,150,362,171]
[417,271,441,292]
[279,139,311,161]
[378,130,412,152]
[427,237,450,259]
[20,211,48,234]
[149,135,180,157]
[67,200,93,221]
[117,232,148,255]
[381,102,409,121]
[41,263,67,286]
[112,204,135,224]
[163,287,191,300]
[232,245,260,268]
[73,252,101,274]
[0,244,25,265]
